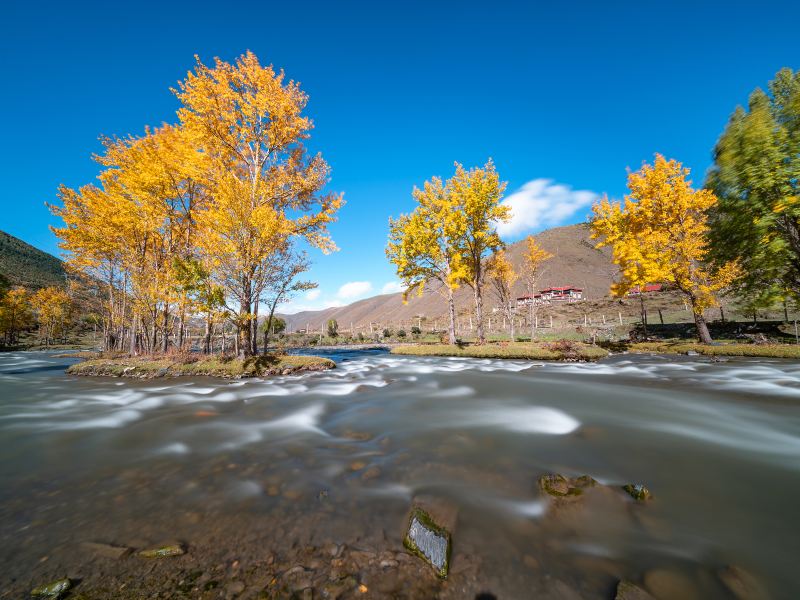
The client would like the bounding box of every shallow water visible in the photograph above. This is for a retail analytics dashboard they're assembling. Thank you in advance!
[1,350,799,598]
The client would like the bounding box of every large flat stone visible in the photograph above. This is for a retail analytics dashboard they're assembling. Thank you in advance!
[403,496,457,579]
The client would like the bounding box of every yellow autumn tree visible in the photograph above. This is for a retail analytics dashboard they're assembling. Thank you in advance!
[32,286,73,346]
[175,52,342,356]
[387,176,466,345]
[450,160,510,344]
[521,236,553,340]
[0,287,34,346]
[591,154,740,343]
[486,250,518,340]
[52,124,205,353]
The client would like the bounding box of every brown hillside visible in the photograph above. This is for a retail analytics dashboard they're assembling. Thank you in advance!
[280,223,618,333]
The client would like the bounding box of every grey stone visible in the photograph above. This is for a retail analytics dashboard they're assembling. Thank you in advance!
[403,496,457,578]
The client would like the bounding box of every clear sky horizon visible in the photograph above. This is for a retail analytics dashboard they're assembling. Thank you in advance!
[2,0,798,313]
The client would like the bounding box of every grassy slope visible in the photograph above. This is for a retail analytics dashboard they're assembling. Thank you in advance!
[66,354,335,378]
[391,342,608,361]
[0,230,66,289]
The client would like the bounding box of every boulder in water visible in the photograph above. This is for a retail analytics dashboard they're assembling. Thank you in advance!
[623,483,653,501]
[31,578,72,598]
[538,473,597,498]
[403,496,457,578]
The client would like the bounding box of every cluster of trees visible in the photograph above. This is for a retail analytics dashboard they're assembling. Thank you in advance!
[387,161,508,344]
[50,52,340,357]
[387,160,555,344]
[0,284,77,347]
[592,67,800,343]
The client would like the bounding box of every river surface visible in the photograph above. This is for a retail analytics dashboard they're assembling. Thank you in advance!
[1,350,799,599]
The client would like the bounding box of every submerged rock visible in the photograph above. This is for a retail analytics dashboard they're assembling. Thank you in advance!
[138,543,186,558]
[623,483,653,501]
[717,565,770,600]
[538,473,597,498]
[643,568,701,600]
[615,580,656,600]
[81,541,133,560]
[403,496,457,578]
[31,578,72,598]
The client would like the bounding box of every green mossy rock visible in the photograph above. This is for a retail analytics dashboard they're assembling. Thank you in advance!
[623,483,653,501]
[31,578,72,598]
[138,543,186,558]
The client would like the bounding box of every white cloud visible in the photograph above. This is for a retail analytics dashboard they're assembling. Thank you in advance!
[496,179,599,240]
[381,281,405,295]
[305,289,321,300]
[337,281,373,299]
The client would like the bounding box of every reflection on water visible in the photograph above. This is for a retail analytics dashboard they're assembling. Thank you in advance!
[1,350,799,598]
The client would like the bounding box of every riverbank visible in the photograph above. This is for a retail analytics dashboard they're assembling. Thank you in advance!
[624,341,800,359]
[391,341,608,361]
[65,353,335,378]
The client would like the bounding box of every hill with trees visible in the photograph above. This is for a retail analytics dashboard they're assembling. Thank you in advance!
[0,230,66,289]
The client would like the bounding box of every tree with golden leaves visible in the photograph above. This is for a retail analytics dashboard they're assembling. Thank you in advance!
[486,250,518,340]
[175,52,342,356]
[32,286,73,346]
[592,155,740,344]
[52,124,205,354]
[0,287,34,346]
[521,236,553,340]
[450,160,510,344]
[387,176,466,345]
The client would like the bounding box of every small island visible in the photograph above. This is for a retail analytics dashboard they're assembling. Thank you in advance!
[392,340,608,361]
[65,353,334,379]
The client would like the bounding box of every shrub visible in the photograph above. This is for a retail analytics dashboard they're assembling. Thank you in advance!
[383,328,392,338]
[397,329,407,338]
[411,326,422,335]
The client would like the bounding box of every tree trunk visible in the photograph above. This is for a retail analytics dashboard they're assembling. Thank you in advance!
[473,283,485,344]
[129,314,137,355]
[446,287,457,345]
[251,298,259,355]
[203,315,212,354]
[509,309,515,341]
[693,310,713,344]
[639,294,648,336]
[161,306,169,354]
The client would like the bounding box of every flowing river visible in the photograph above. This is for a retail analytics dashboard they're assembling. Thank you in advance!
[1,349,799,599]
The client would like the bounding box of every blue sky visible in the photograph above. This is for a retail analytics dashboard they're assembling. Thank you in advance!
[2,0,798,312]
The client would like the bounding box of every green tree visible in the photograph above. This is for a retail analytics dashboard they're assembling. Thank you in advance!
[707,68,800,307]
[327,319,339,337]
